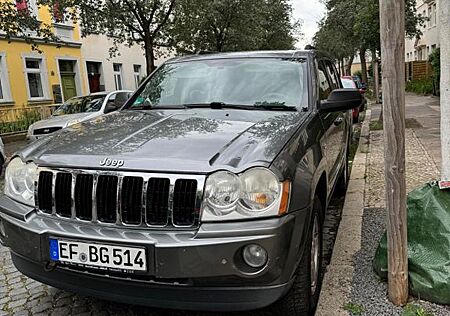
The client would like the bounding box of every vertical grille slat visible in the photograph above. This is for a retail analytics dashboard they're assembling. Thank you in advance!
[37,169,201,228]
[146,178,170,225]
[96,175,118,223]
[74,174,93,220]
[173,179,198,226]
[38,171,53,214]
[121,176,143,225]
[55,173,72,217]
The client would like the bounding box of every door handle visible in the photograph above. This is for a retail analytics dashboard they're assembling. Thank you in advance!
[334,117,344,126]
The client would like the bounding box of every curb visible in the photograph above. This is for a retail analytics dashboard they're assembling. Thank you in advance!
[315,108,371,315]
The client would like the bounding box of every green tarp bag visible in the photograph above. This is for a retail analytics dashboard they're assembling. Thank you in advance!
[373,182,450,304]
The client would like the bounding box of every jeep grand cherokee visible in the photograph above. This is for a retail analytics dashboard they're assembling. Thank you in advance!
[0,50,361,315]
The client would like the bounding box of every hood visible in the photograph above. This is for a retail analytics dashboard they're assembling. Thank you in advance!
[30,112,98,130]
[21,109,309,174]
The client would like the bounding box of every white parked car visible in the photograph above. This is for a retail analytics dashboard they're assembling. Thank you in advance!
[27,90,133,140]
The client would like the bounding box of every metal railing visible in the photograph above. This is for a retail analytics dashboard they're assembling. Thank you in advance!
[0,104,61,135]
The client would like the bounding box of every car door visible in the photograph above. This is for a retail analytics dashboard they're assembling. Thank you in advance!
[317,60,344,188]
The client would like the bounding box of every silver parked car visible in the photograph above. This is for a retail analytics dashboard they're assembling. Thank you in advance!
[27,90,133,140]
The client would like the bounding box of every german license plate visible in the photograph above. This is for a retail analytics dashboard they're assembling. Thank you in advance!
[49,238,147,272]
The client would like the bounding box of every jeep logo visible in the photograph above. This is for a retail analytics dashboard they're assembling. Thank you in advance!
[99,157,124,168]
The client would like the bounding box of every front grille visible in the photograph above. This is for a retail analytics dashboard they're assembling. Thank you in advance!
[37,169,204,228]
[33,127,62,135]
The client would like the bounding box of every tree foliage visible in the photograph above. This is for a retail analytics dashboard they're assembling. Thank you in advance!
[314,0,426,75]
[173,0,301,54]
[0,0,301,75]
[0,0,59,50]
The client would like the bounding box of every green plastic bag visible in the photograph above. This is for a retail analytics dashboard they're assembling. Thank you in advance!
[373,182,450,304]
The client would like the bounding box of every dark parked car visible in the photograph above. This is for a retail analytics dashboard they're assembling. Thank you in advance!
[341,77,366,123]
[0,51,361,315]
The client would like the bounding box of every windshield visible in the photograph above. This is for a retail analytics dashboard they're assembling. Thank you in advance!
[53,95,106,116]
[126,58,308,109]
[341,79,356,89]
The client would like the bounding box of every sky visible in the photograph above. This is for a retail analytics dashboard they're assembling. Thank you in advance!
[291,0,327,49]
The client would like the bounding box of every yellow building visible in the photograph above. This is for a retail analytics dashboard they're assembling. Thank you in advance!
[0,0,87,109]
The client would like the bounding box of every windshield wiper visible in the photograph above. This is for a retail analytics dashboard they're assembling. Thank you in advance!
[253,102,298,111]
[127,104,188,110]
[183,102,256,110]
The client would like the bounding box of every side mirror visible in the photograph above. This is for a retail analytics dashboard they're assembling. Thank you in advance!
[104,102,117,114]
[319,89,362,112]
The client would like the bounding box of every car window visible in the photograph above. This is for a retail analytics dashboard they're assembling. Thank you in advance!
[318,62,332,101]
[341,79,356,88]
[105,92,130,113]
[53,95,106,116]
[126,58,308,109]
[325,61,341,90]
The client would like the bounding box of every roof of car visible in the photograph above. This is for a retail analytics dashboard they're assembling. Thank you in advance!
[166,50,316,64]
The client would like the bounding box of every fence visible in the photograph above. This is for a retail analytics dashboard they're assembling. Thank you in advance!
[405,61,433,82]
[0,105,60,135]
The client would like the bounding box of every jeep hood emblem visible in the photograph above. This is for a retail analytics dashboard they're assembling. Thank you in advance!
[99,157,124,168]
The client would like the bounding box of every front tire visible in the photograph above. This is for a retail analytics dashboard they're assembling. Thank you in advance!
[274,197,323,315]
[336,143,349,196]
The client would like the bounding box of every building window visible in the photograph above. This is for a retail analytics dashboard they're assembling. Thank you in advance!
[133,64,142,88]
[113,63,123,90]
[86,61,104,93]
[432,4,436,26]
[25,58,45,99]
[0,56,11,102]
[15,0,37,17]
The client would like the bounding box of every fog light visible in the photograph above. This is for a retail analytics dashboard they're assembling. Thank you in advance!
[242,244,268,268]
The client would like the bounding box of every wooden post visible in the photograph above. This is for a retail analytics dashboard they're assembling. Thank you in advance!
[379,0,408,306]
[372,50,381,104]
[441,0,450,180]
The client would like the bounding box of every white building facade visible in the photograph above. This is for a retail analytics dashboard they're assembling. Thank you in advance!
[405,0,439,61]
[81,35,147,93]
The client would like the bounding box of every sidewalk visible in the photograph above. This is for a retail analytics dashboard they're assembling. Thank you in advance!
[317,95,448,316]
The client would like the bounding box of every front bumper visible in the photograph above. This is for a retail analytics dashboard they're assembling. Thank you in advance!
[0,195,309,311]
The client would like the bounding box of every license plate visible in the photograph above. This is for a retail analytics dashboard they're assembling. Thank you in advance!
[49,238,147,272]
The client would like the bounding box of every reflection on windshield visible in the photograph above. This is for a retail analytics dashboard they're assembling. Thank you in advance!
[53,95,106,116]
[341,80,355,89]
[127,58,308,109]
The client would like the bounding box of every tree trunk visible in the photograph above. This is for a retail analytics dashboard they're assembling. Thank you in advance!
[341,58,345,76]
[346,55,354,76]
[380,0,408,305]
[360,48,368,84]
[373,50,381,104]
[441,0,450,179]
[144,39,156,75]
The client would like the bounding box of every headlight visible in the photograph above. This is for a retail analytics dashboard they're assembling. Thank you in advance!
[203,171,241,216]
[65,119,81,127]
[4,157,37,206]
[201,167,290,221]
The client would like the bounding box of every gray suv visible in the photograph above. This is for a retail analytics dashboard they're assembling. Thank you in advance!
[0,51,361,315]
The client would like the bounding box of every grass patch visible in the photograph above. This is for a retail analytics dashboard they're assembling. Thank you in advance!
[343,302,365,315]
[368,118,422,131]
[370,120,383,131]
[402,304,434,316]
[406,78,434,95]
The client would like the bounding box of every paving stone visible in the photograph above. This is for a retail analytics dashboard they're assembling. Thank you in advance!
[7,298,27,309]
